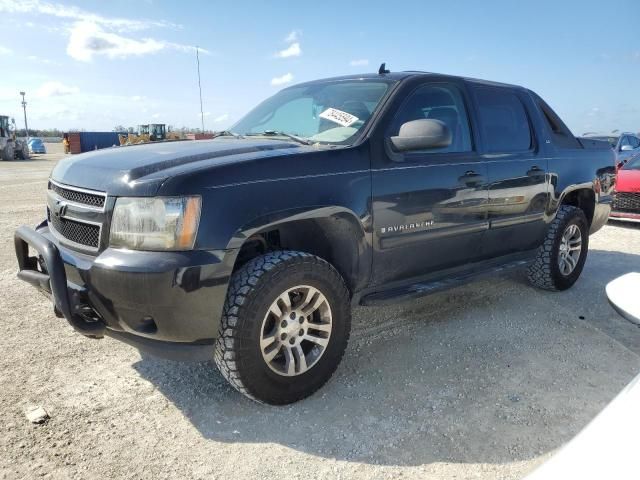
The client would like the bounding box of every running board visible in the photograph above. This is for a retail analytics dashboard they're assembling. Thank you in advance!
[360,258,532,307]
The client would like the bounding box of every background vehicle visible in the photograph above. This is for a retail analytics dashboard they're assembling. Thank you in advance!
[526,273,640,479]
[118,123,181,145]
[585,132,640,167]
[0,115,29,160]
[27,137,46,154]
[14,71,615,404]
[611,154,640,222]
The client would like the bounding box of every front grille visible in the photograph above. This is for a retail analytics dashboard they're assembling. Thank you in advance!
[613,192,640,213]
[48,181,105,209]
[48,209,100,249]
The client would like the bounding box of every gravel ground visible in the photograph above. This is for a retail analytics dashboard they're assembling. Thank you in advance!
[1,145,640,480]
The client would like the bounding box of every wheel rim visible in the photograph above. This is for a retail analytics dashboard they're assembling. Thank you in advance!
[260,285,332,376]
[558,223,582,276]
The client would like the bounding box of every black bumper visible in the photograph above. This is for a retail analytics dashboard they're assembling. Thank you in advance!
[14,225,236,361]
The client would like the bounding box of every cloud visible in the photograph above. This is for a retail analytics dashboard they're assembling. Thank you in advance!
[1,1,201,61]
[284,30,301,43]
[271,73,293,86]
[27,54,61,65]
[214,113,229,123]
[349,59,369,67]
[0,0,180,32]
[275,42,301,58]
[66,21,201,61]
[0,45,12,55]
[35,81,79,97]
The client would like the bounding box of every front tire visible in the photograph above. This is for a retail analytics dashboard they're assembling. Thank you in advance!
[527,205,589,291]
[2,143,14,161]
[214,251,351,404]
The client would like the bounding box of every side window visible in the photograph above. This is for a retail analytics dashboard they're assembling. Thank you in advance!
[474,87,532,153]
[628,136,640,149]
[390,84,472,153]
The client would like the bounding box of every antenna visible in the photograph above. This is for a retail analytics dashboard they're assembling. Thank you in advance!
[378,62,390,75]
[196,46,205,132]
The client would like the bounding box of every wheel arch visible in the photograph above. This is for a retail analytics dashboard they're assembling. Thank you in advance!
[226,206,371,295]
[557,186,596,227]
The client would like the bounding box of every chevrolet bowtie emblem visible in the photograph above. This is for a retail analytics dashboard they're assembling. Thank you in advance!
[53,200,68,218]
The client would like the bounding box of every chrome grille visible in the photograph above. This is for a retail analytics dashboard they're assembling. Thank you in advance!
[48,208,101,249]
[613,192,640,213]
[46,180,107,252]
[48,180,106,209]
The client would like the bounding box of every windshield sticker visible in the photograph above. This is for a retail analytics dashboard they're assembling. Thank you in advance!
[319,108,359,127]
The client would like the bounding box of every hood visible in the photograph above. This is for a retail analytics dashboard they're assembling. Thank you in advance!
[51,138,301,196]
[616,168,640,193]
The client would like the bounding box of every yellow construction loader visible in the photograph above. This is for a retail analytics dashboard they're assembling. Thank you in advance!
[119,124,182,146]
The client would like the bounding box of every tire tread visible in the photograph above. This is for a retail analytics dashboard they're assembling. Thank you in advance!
[214,250,350,404]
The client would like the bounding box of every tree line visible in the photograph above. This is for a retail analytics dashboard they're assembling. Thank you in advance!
[15,126,213,137]
[112,125,212,134]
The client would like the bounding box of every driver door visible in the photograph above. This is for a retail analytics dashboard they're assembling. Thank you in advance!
[370,81,489,286]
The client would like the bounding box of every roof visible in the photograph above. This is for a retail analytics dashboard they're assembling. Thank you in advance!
[287,70,525,90]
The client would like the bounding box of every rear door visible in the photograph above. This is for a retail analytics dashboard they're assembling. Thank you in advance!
[370,81,489,285]
[470,85,549,256]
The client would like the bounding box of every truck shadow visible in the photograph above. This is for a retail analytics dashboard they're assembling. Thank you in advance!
[133,249,640,467]
[607,219,640,231]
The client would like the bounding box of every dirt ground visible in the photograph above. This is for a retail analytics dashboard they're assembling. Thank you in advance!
[1,144,640,480]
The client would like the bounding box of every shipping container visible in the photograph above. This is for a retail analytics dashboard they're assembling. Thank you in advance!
[67,132,81,154]
[66,131,126,154]
[186,133,215,140]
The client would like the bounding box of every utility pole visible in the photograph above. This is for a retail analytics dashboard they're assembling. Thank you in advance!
[19,91,29,139]
[196,46,205,133]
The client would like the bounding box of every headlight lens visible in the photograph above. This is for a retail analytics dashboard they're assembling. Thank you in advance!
[109,196,201,251]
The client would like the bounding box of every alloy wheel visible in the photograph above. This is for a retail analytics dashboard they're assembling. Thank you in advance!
[558,223,582,275]
[260,285,332,376]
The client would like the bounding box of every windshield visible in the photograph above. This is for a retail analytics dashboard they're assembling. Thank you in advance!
[232,80,394,144]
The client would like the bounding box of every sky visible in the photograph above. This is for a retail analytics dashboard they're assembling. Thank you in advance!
[0,0,638,135]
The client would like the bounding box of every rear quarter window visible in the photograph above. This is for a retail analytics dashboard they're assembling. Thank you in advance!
[532,93,581,149]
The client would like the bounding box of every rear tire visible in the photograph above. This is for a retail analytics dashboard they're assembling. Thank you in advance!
[527,205,589,291]
[214,250,351,404]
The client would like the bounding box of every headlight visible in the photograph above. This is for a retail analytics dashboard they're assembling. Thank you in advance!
[109,196,201,251]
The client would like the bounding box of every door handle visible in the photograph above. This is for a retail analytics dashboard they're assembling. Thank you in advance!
[458,170,485,186]
[527,166,544,176]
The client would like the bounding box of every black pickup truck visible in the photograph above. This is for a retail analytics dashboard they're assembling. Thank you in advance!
[15,70,615,404]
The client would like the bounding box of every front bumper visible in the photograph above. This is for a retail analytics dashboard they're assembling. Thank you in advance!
[14,224,237,361]
[609,211,640,223]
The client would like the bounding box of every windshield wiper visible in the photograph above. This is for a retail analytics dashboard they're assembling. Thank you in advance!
[213,130,244,139]
[245,130,313,145]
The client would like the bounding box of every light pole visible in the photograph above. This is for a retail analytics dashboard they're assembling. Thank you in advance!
[195,46,205,133]
[19,91,29,140]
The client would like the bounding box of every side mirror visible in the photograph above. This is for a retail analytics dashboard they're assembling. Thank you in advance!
[390,119,452,152]
[620,145,633,152]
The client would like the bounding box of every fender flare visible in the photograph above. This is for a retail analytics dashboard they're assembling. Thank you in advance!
[224,205,371,292]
